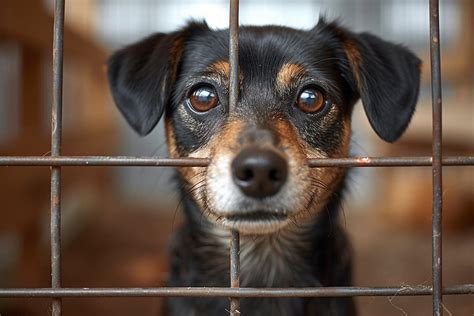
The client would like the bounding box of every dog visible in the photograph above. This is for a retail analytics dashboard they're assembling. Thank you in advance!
[107,18,420,316]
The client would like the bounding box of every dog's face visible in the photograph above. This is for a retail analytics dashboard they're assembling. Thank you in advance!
[108,20,421,235]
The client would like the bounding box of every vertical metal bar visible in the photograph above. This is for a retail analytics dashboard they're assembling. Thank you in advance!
[229,0,240,111]
[230,230,241,315]
[429,0,443,315]
[229,0,240,315]
[51,0,65,315]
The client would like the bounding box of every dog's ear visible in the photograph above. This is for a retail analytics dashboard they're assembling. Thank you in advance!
[107,22,210,136]
[348,33,421,142]
[320,21,422,143]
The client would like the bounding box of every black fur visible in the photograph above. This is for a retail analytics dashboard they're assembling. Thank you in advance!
[108,22,210,136]
[350,33,421,142]
[164,183,356,316]
[107,19,421,316]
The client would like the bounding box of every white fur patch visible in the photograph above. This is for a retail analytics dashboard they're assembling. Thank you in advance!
[205,150,320,234]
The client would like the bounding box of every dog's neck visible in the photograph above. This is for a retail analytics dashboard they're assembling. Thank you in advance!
[179,189,344,288]
[200,221,319,287]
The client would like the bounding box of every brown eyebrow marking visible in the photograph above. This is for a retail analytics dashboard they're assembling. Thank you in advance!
[328,25,364,91]
[206,60,230,79]
[341,39,363,91]
[276,63,307,89]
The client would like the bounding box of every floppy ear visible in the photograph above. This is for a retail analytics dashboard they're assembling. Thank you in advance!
[338,30,422,142]
[107,22,209,136]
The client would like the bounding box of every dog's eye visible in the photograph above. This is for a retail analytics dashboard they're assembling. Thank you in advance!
[296,88,326,113]
[188,86,218,112]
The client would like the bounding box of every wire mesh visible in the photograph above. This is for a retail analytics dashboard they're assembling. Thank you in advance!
[0,1,472,316]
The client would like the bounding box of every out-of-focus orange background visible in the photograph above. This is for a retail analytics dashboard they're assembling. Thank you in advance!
[0,0,472,315]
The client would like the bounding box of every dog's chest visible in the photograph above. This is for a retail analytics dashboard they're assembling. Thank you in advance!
[205,229,319,288]
[168,212,355,315]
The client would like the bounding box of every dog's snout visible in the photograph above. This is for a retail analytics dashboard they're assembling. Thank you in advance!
[232,147,288,198]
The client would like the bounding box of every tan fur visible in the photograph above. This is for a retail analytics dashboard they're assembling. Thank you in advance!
[342,39,363,91]
[207,60,230,79]
[273,119,345,224]
[167,118,245,210]
[204,60,244,88]
[276,63,306,90]
[166,118,205,199]
[165,119,178,158]
[169,36,185,83]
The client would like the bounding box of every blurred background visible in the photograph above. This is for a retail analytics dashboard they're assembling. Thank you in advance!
[0,0,472,315]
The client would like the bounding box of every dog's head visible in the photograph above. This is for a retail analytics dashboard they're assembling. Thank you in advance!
[108,20,421,235]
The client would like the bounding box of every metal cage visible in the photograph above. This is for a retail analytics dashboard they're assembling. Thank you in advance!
[0,1,473,316]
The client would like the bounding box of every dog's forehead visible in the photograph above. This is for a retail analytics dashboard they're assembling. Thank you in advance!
[180,26,335,81]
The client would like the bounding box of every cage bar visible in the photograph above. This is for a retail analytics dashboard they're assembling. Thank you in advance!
[0,0,471,315]
[228,0,241,315]
[0,285,472,298]
[429,0,443,315]
[230,231,241,315]
[0,156,473,167]
[50,0,65,315]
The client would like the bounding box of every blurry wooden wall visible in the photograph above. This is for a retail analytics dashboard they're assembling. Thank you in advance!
[0,0,117,287]
[379,0,474,231]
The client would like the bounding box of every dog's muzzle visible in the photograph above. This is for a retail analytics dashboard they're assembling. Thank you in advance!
[208,128,296,234]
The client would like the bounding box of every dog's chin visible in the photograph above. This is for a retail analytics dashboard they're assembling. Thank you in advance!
[216,211,291,235]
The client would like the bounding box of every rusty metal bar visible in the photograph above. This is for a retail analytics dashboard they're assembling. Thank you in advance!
[230,230,241,315]
[228,0,241,315]
[0,156,473,167]
[229,0,240,113]
[0,285,472,298]
[0,156,211,167]
[50,0,65,315]
[0,0,469,313]
[430,0,443,315]
[307,156,473,167]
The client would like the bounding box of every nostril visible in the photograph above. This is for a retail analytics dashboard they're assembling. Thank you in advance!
[237,168,254,182]
[268,168,281,182]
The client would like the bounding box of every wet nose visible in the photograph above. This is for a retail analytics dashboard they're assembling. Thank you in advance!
[232,147,288,198]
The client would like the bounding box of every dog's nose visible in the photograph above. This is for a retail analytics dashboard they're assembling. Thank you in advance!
[232,147,288,198]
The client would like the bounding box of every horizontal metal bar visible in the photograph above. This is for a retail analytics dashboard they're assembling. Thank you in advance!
[0,157,210,167]
[308,156,473,167]
[0,285,472,298]
[0,156,472,167]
